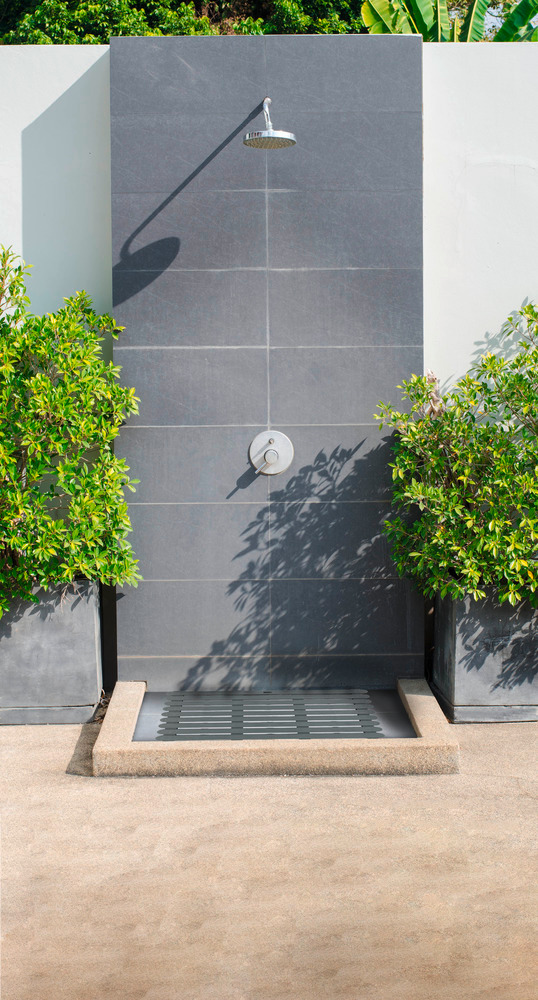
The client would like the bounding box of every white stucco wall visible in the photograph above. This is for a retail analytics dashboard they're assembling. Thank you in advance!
[0,46,111,314]
[423,45,538,383]
[0,43,537,378]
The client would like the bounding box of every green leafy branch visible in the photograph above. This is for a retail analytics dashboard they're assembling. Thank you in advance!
[0,246,141,615]
[375,303,538,606]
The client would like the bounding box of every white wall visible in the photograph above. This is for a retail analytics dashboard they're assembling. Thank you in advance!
[0,46,111,315]
[1,43,537,377]
[423,45,538,384]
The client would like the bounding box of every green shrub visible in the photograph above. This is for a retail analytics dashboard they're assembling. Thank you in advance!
[2,0,366,41]
[2,0,220,43]
[263,0,363,31]
[0,247,140,616]
[376,303,538,606]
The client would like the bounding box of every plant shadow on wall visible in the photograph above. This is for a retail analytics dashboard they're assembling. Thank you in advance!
[465,307,538,693]
[177,439,418,691]
[436,305,529,396]
[456,598,538,692]
[0,583,86,638]
[468,299,533,371]
[113,102,264,306]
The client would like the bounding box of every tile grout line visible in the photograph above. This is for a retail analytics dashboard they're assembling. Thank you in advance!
[112,111,422,121]
[265,149,271,432]
[113,187,423,196]
[265,141,274,686]
[118,653,420,659]
[113,266,423,273]
[124,422,382,428]
[128,500,392,505]
[116,346,409,351]
[263,44,275,692]
[130,577,400,582]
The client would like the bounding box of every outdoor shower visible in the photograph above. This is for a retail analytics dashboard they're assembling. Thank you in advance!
[243,97,296,149]
[103,35,431,768]
[244,99,295,478]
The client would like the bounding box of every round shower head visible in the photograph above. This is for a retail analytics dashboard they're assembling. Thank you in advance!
[243,129,296,149]
[243,98,296,150]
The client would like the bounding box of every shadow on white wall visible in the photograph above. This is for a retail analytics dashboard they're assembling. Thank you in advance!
[22,53,111,317]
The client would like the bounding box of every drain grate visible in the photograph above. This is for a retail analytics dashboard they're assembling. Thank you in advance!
[155,690,385,741]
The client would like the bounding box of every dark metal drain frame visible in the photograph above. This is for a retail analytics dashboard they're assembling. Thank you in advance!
[155,689,385,741]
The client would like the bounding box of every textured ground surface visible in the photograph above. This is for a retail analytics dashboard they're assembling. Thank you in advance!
[2,719,537,1000]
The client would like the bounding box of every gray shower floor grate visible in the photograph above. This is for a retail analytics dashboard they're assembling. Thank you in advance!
[150,689,390,741]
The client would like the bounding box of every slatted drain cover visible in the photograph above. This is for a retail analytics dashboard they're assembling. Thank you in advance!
[154,690,385,741]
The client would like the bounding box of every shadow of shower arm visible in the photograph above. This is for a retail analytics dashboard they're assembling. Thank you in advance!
[119,102,265,261]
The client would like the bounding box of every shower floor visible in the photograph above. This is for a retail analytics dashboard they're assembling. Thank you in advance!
[133,689,417,742]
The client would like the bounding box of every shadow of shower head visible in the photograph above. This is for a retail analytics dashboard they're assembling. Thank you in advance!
[243,97,296,150]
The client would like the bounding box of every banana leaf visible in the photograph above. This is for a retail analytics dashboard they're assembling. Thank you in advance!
[460,0,489,40]
[510,22,538,39]
[493,0,538,40]
[430,0,451,40]
[361,0,413,32]
[401,0,435,35]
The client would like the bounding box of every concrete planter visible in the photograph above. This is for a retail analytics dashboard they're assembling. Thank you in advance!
[432,592,538,722]
[0,582,102,724]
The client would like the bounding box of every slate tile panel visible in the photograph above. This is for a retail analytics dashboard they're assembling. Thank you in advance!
[116,347,267,426]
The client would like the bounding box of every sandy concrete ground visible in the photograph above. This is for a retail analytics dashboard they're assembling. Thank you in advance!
[1,719,537,1000]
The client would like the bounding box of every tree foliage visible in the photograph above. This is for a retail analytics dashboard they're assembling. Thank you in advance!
[0,247,140,616]
[361,0,538,40]
[376,304,538,607]
[1,0,366,41]
[2,0,535,39]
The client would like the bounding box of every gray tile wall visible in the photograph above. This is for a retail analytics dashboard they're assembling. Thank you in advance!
[111,35,424,691]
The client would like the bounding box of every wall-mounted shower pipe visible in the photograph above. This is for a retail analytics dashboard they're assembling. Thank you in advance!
[243,97,296,149]
[263,97,273,130]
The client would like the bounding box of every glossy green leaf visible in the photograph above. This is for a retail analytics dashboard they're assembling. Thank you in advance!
[0,246,142,614]
[400,0,433,34]
[493,0,538,40]
[460,0,489,40]
[361,0,413,32]
[375,301,538,606]
[431,0,450,39]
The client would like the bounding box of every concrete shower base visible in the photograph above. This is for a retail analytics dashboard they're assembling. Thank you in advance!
[93,679,459,776]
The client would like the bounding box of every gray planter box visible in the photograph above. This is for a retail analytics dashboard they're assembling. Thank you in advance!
[432,592,538,722]
[0,582,102,724]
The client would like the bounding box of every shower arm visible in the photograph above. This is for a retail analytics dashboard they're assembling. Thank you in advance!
[263,97,274,131]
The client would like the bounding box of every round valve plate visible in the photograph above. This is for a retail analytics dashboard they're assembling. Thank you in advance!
[249,431,294,476]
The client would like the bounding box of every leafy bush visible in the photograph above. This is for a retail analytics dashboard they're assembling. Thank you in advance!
[0,0,42,36]
[2,0,219,42]
[0,247,140,616]
[263,0,363,32]
[2,0,366,41]
[3,0,536,38]
[376,303,538,606]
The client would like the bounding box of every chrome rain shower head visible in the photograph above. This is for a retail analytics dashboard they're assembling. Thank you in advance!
[243,97,296,150]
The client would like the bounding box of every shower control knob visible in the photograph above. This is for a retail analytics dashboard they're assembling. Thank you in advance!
[255,448,279,475]
[249,431,294,476]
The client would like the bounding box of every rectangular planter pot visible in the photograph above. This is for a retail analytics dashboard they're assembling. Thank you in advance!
[0,582,102,724]
[432,592,538,722]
